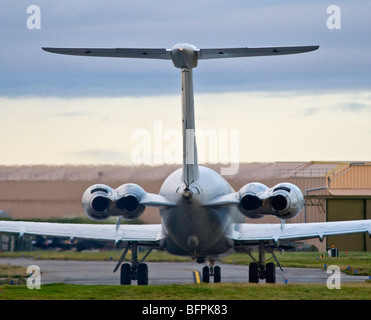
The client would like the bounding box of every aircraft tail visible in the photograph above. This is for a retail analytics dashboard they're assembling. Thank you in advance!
[42,45,319,61]
[181,68,199,186]
[42,43,319,187]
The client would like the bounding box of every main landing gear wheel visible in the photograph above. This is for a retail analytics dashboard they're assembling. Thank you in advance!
[248,262,259,283]
[137,263,149,285]
[120,263,131,285]
[248,262,276,283]
[120,263,148,286]
[266,262,276,284]
[115,241,152,285]
[248,242,278,284]
[120,262,148,285]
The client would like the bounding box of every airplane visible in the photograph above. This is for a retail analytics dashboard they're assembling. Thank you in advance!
[1,43,371,285]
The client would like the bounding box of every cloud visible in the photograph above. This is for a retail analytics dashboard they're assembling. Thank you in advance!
[338,102,371,113]
[1,1,371,97]
[1,90,371,165]
[303,107,320,116]
[2,2,371,165]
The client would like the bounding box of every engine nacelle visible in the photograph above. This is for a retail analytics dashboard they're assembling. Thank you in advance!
[268,183,304,220]
[238,182,268,219]
[238,182,304,220]
[82,183,147,221]
[115,183,146,220]
[82,184,114,221]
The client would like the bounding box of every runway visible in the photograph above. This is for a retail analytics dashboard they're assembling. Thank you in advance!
[1,258,369,285]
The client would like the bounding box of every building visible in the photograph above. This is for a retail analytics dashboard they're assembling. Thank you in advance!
[305,162,371,252]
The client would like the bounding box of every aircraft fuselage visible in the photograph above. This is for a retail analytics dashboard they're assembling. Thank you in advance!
[159,166,244,259]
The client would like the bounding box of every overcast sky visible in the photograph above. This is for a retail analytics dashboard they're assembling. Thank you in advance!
[0,1,370,167]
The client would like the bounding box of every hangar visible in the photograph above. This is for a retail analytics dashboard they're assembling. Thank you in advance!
[0,161,370,252]
[304,162,371,252]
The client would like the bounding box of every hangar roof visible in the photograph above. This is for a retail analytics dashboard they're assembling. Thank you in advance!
[327,189,371,197]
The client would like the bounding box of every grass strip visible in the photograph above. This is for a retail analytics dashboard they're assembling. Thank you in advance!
[0,282,370,300]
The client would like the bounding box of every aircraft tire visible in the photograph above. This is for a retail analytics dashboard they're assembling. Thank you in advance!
[266,262,276,283]
[120,263,132,285]
[202,266,210,283]
[137,263,149,285]
[214,266,221,283]
[249,262,259,283]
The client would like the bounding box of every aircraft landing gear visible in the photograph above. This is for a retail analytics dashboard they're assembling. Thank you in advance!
[114,241,152,285]
[202,260,221,283]
[247,241,281,284]
[248,261,276,283]
[120,262,148,285]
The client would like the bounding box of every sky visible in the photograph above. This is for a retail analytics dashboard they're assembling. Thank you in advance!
[0,1,370,167]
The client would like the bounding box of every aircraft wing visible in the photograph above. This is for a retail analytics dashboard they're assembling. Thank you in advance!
[231,219,371,243]
[0,221,163,245]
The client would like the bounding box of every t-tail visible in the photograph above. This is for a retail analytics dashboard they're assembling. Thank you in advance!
[42,43,319,187]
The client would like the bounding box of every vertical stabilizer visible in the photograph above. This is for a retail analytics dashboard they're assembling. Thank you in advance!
[181,68,199,186]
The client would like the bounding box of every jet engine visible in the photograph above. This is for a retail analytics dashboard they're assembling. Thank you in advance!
[238,182,268,219]
[115,183,146,220]
[82,183,146,221]
[238,182,304,220]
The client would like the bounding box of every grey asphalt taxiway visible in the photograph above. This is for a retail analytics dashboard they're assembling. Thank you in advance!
[0,258,369,285]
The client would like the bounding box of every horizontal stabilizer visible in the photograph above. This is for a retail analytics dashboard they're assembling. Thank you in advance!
[198,46,319,59]
[42,45,319,62]
[42,47,171,60]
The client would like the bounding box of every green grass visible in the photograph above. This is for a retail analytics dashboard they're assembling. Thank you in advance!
[0,249,193,262]
[1,282,370,300]
[1,250,370,274]
[0,265,27,285]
